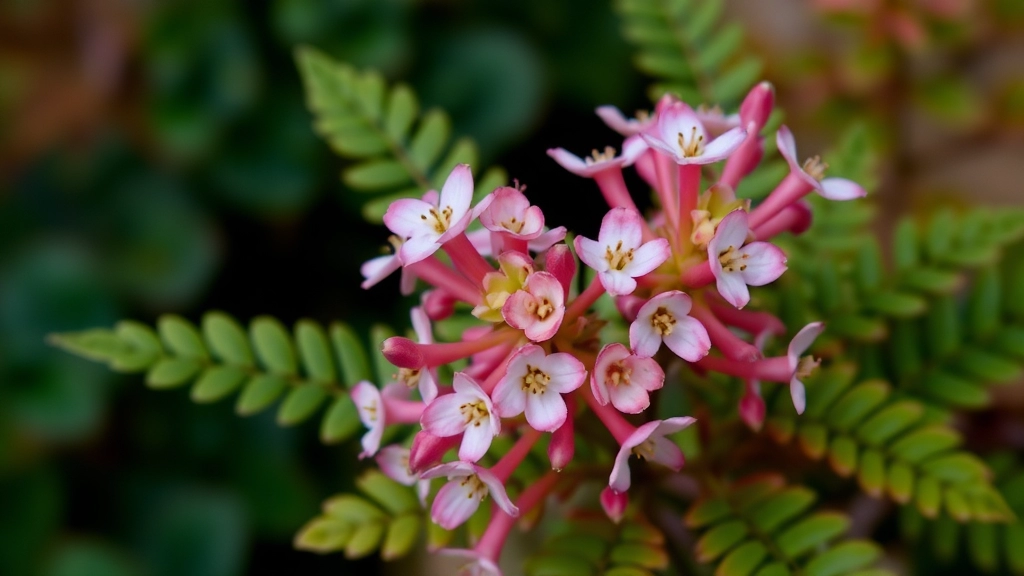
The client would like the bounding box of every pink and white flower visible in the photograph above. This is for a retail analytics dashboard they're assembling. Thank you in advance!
[492,345,587,432]
[574,208,671,296]
[387,307,439,403]
[776,126,866,201]
[629,291,711,361]
[608,417,696,493]
[591,343,665,414]
[478,187,546,240]
[641,100,746,165]
[351,382,423,458]
[375,445,431,505]
[547,136,648,178]
[708,210,787,309]
[502,271,566,342]
[383,164,475,265]
[777,322,824,414]
[360,236,417,294]
[596,105,655,136]
[420,373,500,462]
[466,227,567,258]
[421,461,519,530]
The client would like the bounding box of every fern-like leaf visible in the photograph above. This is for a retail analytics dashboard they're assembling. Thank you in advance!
[296,46,507,222]
[49,312,388,444]
[616,0,762,107]
[685,473,893,576]
[765,364,1014,523]
[525,509,669,576]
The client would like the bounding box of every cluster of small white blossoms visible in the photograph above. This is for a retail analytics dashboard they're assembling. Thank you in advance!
[355,83,865,575]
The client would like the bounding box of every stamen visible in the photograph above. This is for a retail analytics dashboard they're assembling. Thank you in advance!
[802,156,828,181]
[650,307,676,336]
[718,245,751,273]
[677,126,705,157]
[795,356,821,379]
[459,400,490,427]
[631,439,656,460]
[521,364,551,394]
[604,240,635,271]
[459,474,489,501]
[585,146,618,166]
[606,362,632,387]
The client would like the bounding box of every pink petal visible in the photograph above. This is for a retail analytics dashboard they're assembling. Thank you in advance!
[737,242,788,286]
[361,254,401,290]
[596,105,641,135]
[791,378,807,415]
[621,134,649,165]
[658,102,704,147]
[453,372,486,398]
[399,235,441,265]
[700,126,748,163]
[383,198,435,238]
[654,416,697,436]
[431,478,482,529]
[547,147,595,177]
[460,422,495,462]
[663,316,711,362]
[399,267,417,295]
[649,436,685,470]
[775,125,800,170]
[529,227,567,253]
[438,164,473,224]
[491,373,526,419]
[621,238,671,277]
[525,393,567,432]
[819,178,867,201]
[351,382,383,428]
[420,394,467,437]
[518,205,546,238]
[709,210,750,256]
[598,207,643,249]
[788,321,825,361]
[608,443,635,493]
[629,318,663,358]
[524,310,563,342]
[419,460,473,481]
[716,270,751,309]
[411,306,433,344]
[376,445,417,485]
[540,353,587,394]
[599,270,638,296]
[574,236,609,273]
[501,290,536,331]
[608,381,653,414]
[623,355,665,393]
[477,468,519,518]
[418,369,439,404]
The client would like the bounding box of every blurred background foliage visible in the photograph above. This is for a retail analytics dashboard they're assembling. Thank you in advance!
[0,0,1021,575]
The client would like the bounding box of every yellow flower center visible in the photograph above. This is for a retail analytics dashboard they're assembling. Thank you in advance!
[606,361,632,387]
[501,216,524,234]
[605,240,634,271]
[802,156,828,181]
[796,356,821,380]
[525,296,555,321]
[362,400,379,422]
[460,474,489,501]
[717,245,750,273]
[650,307,676,336]
[677,126,705,157]
[395,367,421,389]
[521,364,551,395]
[459,400,491,428]
[585,146,617,165]
[631,439,656,460]
[421,205,454,234]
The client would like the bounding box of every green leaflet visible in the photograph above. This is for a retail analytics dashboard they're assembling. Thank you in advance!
[50,312,376,439]
[295,46,507,224]
[525,510,667,576]
[766,364,1012,522]
[616,0,761,107]
[684,474,891,576]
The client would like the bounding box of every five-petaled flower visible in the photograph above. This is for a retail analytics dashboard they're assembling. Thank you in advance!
[502,271,566,341]
[383,164,475,265]
[575,207,671,296]
[708,210,788,309]
[591,343,665,414]
[629,290,711,361]
[420,373,501,462]
[492,344,587,431]
[777,126,867,201]
[641,100,746,165]
[421,461,519,530]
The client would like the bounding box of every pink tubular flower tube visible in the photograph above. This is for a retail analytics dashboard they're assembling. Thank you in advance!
[608,417,696,493]
[575,207,671,296]
[502,271,566,342]
[629,290,711,361]
[547,137,647,212]
[591,343,665,414]
[383,164,475,265]
[421,461,519,530]
[708,210,788,309]
[491,344,587,432]
[420,373,501,462]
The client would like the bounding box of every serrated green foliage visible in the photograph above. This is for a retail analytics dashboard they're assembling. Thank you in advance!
[685,474,891,576]
[295,470,424,561]
[776,199,1024,409]
[525,510,667,576]
[765,364,1012,522]
[49,312,379,443]
[615,0,762,107]
[901,453,1024,574]
[295,46,507,223]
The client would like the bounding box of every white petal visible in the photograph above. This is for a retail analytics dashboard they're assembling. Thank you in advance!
[701,126,748,163]
[439,164,474,224]
[574,236,609,273]
[598,207,643,249]
[716,270,751,309]
[791,378,807,414]
[621,238,671,277]
[491,374,526,419]
[819,178,867,201]
[737,242,787,286]
[431,479,481,530]
[663,316,711,362]
[629,317,663,358]
[420,394,468,437]
[525,393,567,432]
[459,421,495,462]
[775,125,800,170]
[599,270,638,296]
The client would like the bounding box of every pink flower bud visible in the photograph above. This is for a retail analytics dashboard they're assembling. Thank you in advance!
[600,486,629,524]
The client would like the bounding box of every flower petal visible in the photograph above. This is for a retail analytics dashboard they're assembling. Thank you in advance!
[775,125,800,170]
[547,148,597,177]
[361,254,401,290]
[376,445,417,486]
[439,164,474,224]
[608,380,653,414]
[574,236,609,273]
[624,355,665,392]
[788,321,825,360]
[629,316,663,358]
[819,178,867,201]
[599,270,638,296]
[491,373,526,419]
[663,316,711,362]
[598,207,643,249]
[701,126,748,163]
[399,235,441,265]
[431,479,481,530]
[460,422,495,462]
[791,377,807,415]
[716,270,751,309]
[649,436,685,470]
[525,393,567,432]
[709,209,750,254]
[621,238,671,277]
[608,445,634,493]
[384,198,436,238]
[541,353,587,393]
[421,394,468,438]
[737,242,788,286]
[477,468,519,518]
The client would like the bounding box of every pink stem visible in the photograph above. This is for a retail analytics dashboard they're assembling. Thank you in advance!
[501,234,529,255]
[383,397,425,423]
[680,261,715,288]
[707,300,786,337]
[752,202,813,241]
[580,389,636,445]
[719,134,763,189]
[475,471,559,562]
[748,172,814,229]
[677,164,701,239]
[594,168,640,212]
[690,305,762,362]
[548,394,575,471]
[696,355,792,383]
[491,428,543,482]
[563,276,606,323]
[409,257,482,305]
[443,233,495,287]
[480,346,517,395]
[653,153,678,229]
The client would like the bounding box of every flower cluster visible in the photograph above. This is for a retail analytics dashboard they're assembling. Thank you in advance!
[357,84,864,575]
